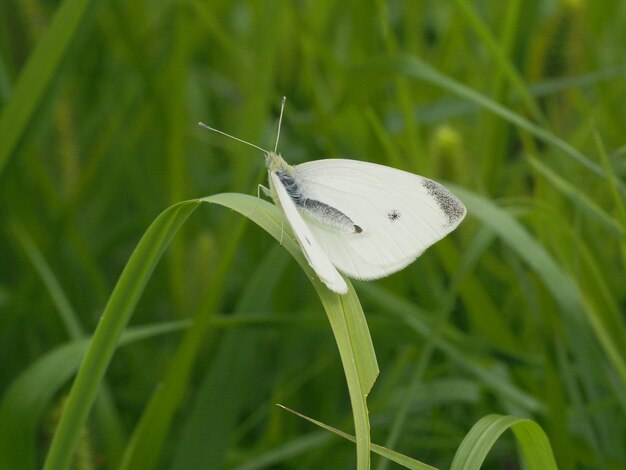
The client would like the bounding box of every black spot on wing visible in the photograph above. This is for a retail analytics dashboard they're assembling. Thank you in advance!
[422,180,466,226]
[354,225,362,233]
[387,209,401,221]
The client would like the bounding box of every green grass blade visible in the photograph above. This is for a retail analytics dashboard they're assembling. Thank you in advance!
[277,405,438,470]
[450,185,624,446]
[10,222,85,338]
[10,221,127,467]
[450,414,558,470]
[42,200,200,470]
[0,0,98,176]
[361,55,604,176]
[359,283,542,412]
[452,0,544,123]
[0,321,190,470]
[375,229,488,470]
[118,210,251,470]
[451,187,626,390]
[202,194,378,470]
[573,241,626,390]
[43,192,377,470]
[595,132,626,269]
[527,156,625,240]
[0,54,10,101]
[230,432,333,470]
[315,284,375,469]
[449,185,581,316]
[169,246,290,469]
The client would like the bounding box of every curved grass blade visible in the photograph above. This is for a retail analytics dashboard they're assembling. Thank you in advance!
[450,414,558,470]
[120,195,376,470]
[117,209,251,470]
[203,194,378,470]
[43,200,200,470]
[44,194,378,470]
[10,221,126,467]
[0,321,190,470]
[0,0,99,176]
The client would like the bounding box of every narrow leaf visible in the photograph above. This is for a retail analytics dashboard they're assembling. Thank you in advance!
[0,0,99,175]
[278,405,438,470]
[0,321,189,470]
[450,414,558,470]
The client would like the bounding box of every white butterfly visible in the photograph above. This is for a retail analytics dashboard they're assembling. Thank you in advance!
[200,98,466,294]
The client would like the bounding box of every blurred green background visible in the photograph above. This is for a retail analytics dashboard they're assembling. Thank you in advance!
[1,0,625,468]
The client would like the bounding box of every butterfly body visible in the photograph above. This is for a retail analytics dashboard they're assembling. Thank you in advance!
[266,152,361,234]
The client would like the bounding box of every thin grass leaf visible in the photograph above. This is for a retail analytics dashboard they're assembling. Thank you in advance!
[0,0,99,176]
[117,210,251,470]
[524,165,626,394]
[0,321,190,470]
[449,185,582,316]
[43,193,377,470]
[277,405,438,470]
[527,156,625,240]
[119,194,377,470]
[453,186,626,389]
[577,293,626,395]
[450,185,624,448]
[528,66,626,98]
[359,283,542,412]
[360,55,604,176]
[203,194,378,470]
[0,54,11,101]
[230,432,333,470]
[571,238,626,391]
[594,132,626,268]
[375,229,492,470]
[10,221,127,467]
[452,0,545,124]
[450,414,558,470]
[169,246,290,469]
[43,200,200,470]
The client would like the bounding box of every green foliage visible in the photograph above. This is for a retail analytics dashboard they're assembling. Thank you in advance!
[1,0,625,468]
[450,415,558,470]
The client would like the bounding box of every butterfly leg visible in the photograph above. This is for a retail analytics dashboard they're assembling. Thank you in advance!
[245,184,271,217]
[248,183,285,244]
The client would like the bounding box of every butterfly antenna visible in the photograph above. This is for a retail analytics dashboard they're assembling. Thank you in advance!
[274,96,286,153]
[198,122,269,155]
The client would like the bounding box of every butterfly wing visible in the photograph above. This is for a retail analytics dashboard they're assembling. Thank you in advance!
[293,159,466,280]
[270,170,349,294]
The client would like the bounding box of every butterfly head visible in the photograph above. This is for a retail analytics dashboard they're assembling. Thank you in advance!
[265,151,291,174]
